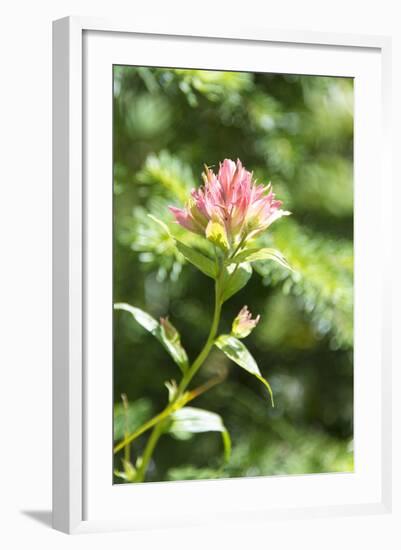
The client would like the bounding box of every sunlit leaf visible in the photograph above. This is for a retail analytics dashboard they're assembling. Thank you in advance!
[214,335,274,406]
[175,240,217,279]
[115,303,159,333]
[220,262,252,302]
[166,406,231,461]
[114,303,189,371]
[232,247,292,271]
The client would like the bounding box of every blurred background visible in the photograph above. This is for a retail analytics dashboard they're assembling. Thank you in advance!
[113,66,354,482]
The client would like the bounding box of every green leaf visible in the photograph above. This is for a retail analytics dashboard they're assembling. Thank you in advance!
[220,262,252,302]
[114,303,189,371]
[166,406,231,461]
[114,302,159,333]
[175,240,217,278]
[232,247,292,271]
[214,335,274,406]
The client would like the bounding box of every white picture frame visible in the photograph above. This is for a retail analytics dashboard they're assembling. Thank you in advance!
[52,16,392,534]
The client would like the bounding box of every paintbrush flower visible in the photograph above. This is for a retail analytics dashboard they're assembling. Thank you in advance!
[169,158,289,251]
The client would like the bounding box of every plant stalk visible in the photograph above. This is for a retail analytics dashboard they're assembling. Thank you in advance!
[176,279,222,395]
[124,275,223,481]
[134,421,165,482]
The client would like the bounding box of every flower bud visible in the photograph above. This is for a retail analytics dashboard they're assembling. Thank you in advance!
[160,317,180,343]
[231,306,260,339]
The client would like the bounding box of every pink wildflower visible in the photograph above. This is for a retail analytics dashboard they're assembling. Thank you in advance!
[169,159,289,249]
[231,306,260,339]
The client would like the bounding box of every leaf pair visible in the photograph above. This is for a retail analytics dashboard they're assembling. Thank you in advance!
[215,334,274,406]
[175,241,291,279]
[114,303,188,372]
[217,247,291,303]
[149,214,291,303]
[175,239,253,303]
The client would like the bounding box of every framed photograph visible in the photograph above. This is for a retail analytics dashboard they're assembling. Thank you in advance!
[52,17,392,534]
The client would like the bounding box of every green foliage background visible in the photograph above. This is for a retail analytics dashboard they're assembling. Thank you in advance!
[113,66,354,482]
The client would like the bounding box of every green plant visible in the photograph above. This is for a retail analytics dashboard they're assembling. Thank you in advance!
[113,159,292,482]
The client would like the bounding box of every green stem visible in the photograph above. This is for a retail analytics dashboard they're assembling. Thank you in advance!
[129,276,223,482]
[121,393,130,463]
[135,421,165,482]
[177,279,222,394]
[114,402,177,454]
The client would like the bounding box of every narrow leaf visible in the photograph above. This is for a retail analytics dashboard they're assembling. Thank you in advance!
[114,303,188,371]
[220,262,252,302]
[232,247,292,271]
[215,334,274,406]
[114,302,159,333]
[167,406,231,461]
[175,240,217,278]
